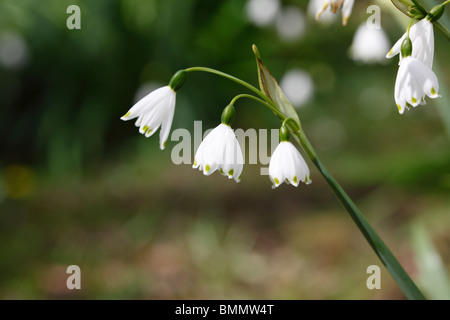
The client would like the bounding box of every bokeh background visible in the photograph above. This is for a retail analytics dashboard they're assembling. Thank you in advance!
[0,0,449,299]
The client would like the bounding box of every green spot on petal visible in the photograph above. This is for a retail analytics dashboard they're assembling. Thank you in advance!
[143,125,149,132]
[205,164,210,173]
[274,178,280,185]
[163,141,167,148]
[411,97,417,104]
[293,176,298,184]
[194,161,197,166]
[228,169,234,176]
[397,104,402,112]
[122,112,131,119]
[431,87,436,95]
[220,168,224,174]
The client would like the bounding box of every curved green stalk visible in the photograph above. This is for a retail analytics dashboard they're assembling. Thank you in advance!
[229,94,285,119]
[185,67,274,106]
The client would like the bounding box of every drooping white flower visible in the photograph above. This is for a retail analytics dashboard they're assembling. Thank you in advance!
[350,23,391,64]
[315,0,354,26]
[121,86,176,150]
[307,0,337,26]
[269,141,311,189]
[386,19,434,68]
[394,56,440,114]
[193,123,244,183]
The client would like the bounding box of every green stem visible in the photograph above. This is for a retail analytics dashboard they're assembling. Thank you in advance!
[291,128,426,300]
[407,18,418,36]
[282,117,301,131]
[229,94,285,119]
[434,21,450,40]
[185,67,274,106]
[411,0,428,15]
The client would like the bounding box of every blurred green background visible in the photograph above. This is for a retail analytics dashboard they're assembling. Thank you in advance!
[0,0,449,299]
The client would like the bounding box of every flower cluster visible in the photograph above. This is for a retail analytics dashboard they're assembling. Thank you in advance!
[386,18,440,114]
[120,1,448,190]
[121,72,311,189]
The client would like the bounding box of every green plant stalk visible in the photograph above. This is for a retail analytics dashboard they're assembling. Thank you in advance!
[434,20,450,40]
[183,67,426,300]
[292,129,426,300]
[185,67,275,107]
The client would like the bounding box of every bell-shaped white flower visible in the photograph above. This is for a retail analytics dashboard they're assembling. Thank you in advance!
[121,70,186,150]
[121,86,176,150]
[350,23,391,64]
[193,123,244,183]
[269,125,311,188]
[193,105,244,182]
[315,0,354,26]
[395,56,440,114]
[386,19,434,68]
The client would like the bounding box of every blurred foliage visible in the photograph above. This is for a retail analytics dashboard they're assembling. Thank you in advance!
[0,0,449,299]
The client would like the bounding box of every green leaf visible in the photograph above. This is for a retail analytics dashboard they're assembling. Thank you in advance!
[252,45,300,125]
[411,224,450,300]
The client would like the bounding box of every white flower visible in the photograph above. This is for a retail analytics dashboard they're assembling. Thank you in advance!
[386,19,434,68]
[269,141,311,188]
[350,23,391,64]
[193,124,244,182]
[394,56,440,114]
[307,0,337,26]
[121,86,176,150]
[315,0,354,26]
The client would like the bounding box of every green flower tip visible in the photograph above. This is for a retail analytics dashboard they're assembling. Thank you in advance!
[431,87,436,95]
[169,70,187,92]
[121,112,131,119]
[228,169,234,177]
[293,176,298,184]
[221,104,236,126]
[274,178,280,185]
[279,125,290,142]
[427,3,445,22]
[205,164,211,173]
[252,44,261,59]
[401,37,412,57]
